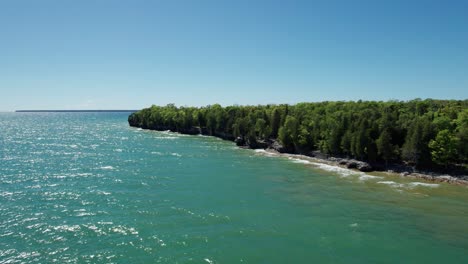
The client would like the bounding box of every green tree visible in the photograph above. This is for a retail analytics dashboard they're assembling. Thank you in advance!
[278,116,298,150]
[255,119,267,139]
[270,108,281,138]
[455,109,468,162]
[429,129,459,167]
[376,128,395,167]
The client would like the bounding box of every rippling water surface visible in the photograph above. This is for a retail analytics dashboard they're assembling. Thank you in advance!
[1,112,468,263]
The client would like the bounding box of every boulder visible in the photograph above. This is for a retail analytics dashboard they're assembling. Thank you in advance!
[346,161,358,169]
[356,162,373,172]
[234,137,245,146]
[248,139,269,149]
[338,159,348,165]
[269,140,287,153]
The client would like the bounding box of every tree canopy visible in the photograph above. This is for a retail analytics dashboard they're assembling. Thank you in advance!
[129,99,468,170]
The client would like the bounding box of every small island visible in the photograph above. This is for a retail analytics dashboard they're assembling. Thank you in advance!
[129,99,468,184]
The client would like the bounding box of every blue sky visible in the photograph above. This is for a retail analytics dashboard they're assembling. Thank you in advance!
[1,0,467,110]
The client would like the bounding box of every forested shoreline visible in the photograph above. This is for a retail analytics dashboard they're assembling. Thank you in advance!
[128,99,468,176]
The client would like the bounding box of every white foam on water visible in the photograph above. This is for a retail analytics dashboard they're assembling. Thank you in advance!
[76,212,96,217]
[358,175,384,181]
[110,225,139,236]
[309,162,363,178]
[377,181,405,188]
[407,182,440,188]
[253,149,280,157]
[97,221,113,225]
[289,157,312,164]
[154,136,178,140]
[53,225,81,232]
[350,223,359,227]
[171,153,182,157]
[100,166,114,170]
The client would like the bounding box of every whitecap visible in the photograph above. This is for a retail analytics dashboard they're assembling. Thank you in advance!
[76,212,96,217]
[377,181,405,188]
[358,175,383,181]
[110,225,138,235]
[100,166,114,170]
[154,136,178,140]
[53,225,81,232]
[310,162,363,178]
[289,157,312,164]
[97,221,113,225]
[171,153,182,157]
[407,182,439,188]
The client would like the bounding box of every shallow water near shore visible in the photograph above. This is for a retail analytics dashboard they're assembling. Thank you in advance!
[1,112,468,263]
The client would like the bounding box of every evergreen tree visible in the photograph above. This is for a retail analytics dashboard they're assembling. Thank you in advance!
[376,129,394,167]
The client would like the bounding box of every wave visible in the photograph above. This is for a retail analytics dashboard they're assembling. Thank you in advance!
[289,157,312,164]
[377,181,405,188]
[153,136,179,140]
[407,182,440,188]
[377,180,439,189]
[358,175,384,181]
[309,162,364,178]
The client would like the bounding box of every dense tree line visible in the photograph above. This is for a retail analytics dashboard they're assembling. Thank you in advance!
[129,99,468,170]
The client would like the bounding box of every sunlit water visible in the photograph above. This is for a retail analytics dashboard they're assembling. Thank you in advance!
[1,112,467,263]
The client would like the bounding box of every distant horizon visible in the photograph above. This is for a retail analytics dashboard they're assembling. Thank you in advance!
[14,109,138,112]
[3,97,466,113]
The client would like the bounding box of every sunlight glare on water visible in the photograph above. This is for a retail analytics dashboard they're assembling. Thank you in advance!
[1,112,468,263]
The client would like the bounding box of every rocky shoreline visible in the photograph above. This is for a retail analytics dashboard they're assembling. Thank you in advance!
[261,149,468,186]
[131,124,468,186]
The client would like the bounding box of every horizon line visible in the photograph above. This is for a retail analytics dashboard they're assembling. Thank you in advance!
[15,110,138,113]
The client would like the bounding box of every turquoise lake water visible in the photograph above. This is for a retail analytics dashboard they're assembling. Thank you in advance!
[1,112,468,263]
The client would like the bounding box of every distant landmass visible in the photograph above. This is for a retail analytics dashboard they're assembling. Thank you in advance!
[16,110,138,112]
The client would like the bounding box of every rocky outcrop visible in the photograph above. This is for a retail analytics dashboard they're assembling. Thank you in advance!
[214,131,235,141]
[328,158,373,172]
[234,137,245,146]
[268,140,288,153]
[247,139,269,149]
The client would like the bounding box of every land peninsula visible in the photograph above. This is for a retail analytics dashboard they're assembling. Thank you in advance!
[128,99,468,184]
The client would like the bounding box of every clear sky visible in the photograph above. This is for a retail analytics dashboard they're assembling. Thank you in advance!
[1,0,467,111]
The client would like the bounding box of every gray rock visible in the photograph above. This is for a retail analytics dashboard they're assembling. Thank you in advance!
[234,137,245,146]
[346,161,358,169]
[338,160,348,165]
[356,162,373,172]
[270,140,287,153]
